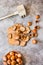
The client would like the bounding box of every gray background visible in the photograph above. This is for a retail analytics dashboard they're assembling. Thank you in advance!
[0,0,43,65]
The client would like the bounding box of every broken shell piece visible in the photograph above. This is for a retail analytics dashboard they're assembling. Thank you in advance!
[21,35,30,42]
[15,23,22,29]
[23,27,31,34]
[20,41,26,46]
[12,34,19,40]
[25,27,31,34]
[8,33,12,39]
[20,26,25,32]
[27,22,32,26]
[12,25,16,31]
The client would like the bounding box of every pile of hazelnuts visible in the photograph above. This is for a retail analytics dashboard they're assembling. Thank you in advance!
[7,15,40,45]
[3,51,23,65]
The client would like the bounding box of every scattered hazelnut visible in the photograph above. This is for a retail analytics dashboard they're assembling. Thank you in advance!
[35,20,39,23]
[28,22,32,26]
[32,29,37,33]
[36,15,40,19]
[34,26,40,30]
[32,39,37,44]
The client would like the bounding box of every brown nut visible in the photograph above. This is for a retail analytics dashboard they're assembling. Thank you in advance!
[7,54,11,59]
[36,15,40,19]
[10,51,14,56]
[11,60,16,65]
[16,58,23,65]
[29,33,34,38]
[17,53,22,58]
[28,22,32,26]
[7,60,11,65]
[32,39,37,44]
[32,29,37,33]
[34,26,40,30]
[3,56,7,61]
[11,56,16,60]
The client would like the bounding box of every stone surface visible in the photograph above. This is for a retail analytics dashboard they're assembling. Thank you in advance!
[0,0,43,65]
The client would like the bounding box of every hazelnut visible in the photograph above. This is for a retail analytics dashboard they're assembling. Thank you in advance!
[23,36,30,42]
[16,58,23,64]
[11,60,16,65]
[7,54,11,59]
[20,41,26,46]
[17,53,22,58]
[3,61,7,65]
[10,51,14,56]
[8,38,16,45]
[32,39,37,44]
[29,33,34,38]
[20,26,25,32]
[24,27,31,34]
[32,29,37,33]
[11,56,16,60]
[13,34,19,40]
[35,20,39,23]
[34,26,40,30]
[13,25,16,31]
[36,15,40,19]
[3,56,7,61]
[28,22,32,26]
[7,60,11,65]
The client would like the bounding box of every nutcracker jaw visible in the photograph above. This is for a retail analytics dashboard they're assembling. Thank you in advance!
[17,5,26,18]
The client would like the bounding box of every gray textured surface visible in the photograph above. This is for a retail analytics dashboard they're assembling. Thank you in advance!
[0,0,43,65]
